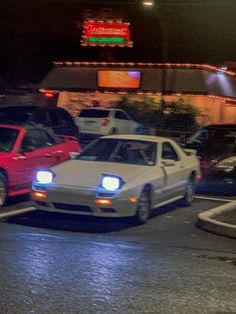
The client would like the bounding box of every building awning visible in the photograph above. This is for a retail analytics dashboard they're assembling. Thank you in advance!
[39,62,236,99]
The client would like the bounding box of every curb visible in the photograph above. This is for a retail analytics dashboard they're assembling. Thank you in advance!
[0,206,36,219]
[197,201,236,239]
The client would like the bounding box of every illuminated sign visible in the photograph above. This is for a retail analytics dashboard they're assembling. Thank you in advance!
[98,71,141,89]
[81,20,133,47]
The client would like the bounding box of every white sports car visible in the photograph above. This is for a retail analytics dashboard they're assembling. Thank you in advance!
[32,135,200,224]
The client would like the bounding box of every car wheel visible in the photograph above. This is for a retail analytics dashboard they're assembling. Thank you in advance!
[110,128,119,135]
[0,172,7,207]
[182,176,195,206]
[134,188,151,224]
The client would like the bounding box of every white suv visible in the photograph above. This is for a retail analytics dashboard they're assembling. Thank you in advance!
[75,108,141,139]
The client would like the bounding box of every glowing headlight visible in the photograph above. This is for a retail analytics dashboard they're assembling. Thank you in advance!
[215,156,236,173]
[102,176,121,191]
[36,170,54,184]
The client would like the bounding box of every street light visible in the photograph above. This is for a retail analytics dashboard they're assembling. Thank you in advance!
[142,0,168,130]
[142,1,154,7]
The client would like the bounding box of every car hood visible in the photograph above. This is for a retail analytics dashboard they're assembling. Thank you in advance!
[52,160,148,187]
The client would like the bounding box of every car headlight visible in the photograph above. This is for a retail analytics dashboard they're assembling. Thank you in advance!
[101,175,124,191]
[36,170,54,184]
[215,156,236,173]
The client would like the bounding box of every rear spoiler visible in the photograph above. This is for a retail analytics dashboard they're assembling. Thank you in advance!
[183,148,197,156]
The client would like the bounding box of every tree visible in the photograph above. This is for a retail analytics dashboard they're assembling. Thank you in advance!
[114,96,202,131]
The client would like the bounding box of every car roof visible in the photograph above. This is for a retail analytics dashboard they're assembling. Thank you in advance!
[0,105,41,111]
[102,134,174,143]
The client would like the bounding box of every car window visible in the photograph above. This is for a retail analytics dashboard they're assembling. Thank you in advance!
[21,129,56,151]
[0,127,19,152]
[188,129,209,143]
[115,110,127,120]
[32,109,51,126]
[78,138,156,166]
[58,109,74,126]
[162,142,179,161]
[78,109,110,118]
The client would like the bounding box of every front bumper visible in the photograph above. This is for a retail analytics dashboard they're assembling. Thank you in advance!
[32,183,137,218]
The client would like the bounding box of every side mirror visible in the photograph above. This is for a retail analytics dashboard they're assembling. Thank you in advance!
[162,159,176,167]
[69,152,80,159]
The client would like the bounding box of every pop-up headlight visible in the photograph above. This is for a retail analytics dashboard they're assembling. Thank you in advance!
[36,170,54,184]
[101,175,124,191]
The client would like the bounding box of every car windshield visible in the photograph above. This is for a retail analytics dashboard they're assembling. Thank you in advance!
[78,109,110,118]
[0,127,19,152]
[78,138,157,166]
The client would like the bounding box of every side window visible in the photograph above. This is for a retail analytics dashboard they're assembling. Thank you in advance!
[115,111,127,120]
[32,110,51,127]
[21,129,56,152]
[47,110,61,126]
[57,109,73,126]
[162,142,179,161]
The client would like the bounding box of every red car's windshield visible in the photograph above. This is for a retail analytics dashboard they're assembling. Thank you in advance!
[0,127,19,152]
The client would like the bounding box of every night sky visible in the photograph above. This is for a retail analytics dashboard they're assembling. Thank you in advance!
[1,0,236,85]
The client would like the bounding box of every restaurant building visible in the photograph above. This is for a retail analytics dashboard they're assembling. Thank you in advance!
[40,62,236,125]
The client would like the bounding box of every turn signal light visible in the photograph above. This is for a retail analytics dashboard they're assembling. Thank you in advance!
[95,198,112,206]
[129,197,137,203]
[32,191,47,200]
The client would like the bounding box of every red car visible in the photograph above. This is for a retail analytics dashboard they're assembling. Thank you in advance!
[0,123,81,206]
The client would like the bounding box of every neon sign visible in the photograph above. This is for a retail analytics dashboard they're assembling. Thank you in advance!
[81,20,133,47]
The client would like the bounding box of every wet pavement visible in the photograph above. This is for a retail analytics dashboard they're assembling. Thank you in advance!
[0,198,236,314]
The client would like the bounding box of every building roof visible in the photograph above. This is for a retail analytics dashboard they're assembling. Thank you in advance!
[39,62,236,99]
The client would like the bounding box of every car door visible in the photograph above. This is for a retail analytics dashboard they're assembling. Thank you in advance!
[160,141,186,199]
[18,128,60,183]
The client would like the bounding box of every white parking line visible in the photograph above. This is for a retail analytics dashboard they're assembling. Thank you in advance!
[0,206,36,219]
[195,195,233,203]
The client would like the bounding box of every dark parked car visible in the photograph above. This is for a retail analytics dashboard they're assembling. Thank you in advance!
[184,124,236,191]
[0,106,79,140]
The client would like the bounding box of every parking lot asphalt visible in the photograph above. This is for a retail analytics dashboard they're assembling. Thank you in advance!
[0,196,235,314]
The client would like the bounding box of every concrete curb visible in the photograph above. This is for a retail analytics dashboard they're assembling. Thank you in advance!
[197,201,236,239]
[0,206,36,219]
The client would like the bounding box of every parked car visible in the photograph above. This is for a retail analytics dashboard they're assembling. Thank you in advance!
[0,123,80,206]
[0,105,79,140]
[32,135,200,224]
[184,124,236,185]
[74,108,141,140]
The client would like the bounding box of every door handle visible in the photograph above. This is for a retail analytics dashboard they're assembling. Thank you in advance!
[45,153,52,157]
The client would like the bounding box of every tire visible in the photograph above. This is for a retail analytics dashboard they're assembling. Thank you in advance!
[134,188,151,224]
[182,176,195,206]
[110,128,118,135]
[0,172,7,207]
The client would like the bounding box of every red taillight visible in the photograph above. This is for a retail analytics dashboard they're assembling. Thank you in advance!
[200,160,210,169]
[101,119,109,126]
[196,172,202,180]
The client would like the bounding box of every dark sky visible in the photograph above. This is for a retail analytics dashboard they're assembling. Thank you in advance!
[1,0,236,85]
